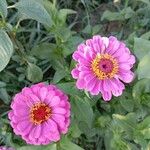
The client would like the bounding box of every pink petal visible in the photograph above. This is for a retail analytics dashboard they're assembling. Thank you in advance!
[40,87,48,101]
[118,71,135,83]
[53,107,66,114]
[49,96,60,107]
[102,37,109,48]
[90,80,102,95]
[71,68,79,79]
[17,120,30,132]
[31,125,41,139]
[102,91,112,101]
[76,78,85,89]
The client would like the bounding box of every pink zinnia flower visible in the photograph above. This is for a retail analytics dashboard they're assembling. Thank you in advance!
[0,147,14,150]
[8,83,70,145]
[71,35,135,101]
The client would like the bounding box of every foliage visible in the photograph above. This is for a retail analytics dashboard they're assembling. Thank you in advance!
[0,0,150,149]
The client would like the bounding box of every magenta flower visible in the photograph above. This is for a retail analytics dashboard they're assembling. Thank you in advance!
[8,83,70,145]
[71,35,135,101]
[0,147,14,150]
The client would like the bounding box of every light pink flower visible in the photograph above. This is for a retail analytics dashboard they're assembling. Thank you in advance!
[8,83,70,145]
[0,147,14,150]
[71,35,135,101]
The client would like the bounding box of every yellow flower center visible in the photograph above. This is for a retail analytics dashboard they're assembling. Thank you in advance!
[91,53,118,80]
[30,102,51,125]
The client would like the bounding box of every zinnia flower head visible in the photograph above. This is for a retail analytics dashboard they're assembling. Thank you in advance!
[8,83,70,145]
[71,35,135,101]
[0,147,14,150]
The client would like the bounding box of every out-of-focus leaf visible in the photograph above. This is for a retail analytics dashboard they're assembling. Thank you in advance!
[137,51,150,79]
[59,137,84,150]
[58,9,76,24]
[0,30,13,72]
[123,7,134,19]
[0,0,7,18]
[101,7,134,21]
[134,38,150,60]
[63,36,84,56]
[17,143,57,150]
[138,0,150,5]
[57,82,82,96]
[15,0,52,27]
[27,63,43,83]
[132,79,150,103]
[141,31,150,40]
[71,97,94,128]
[53,27,71,42]
[0,88,10,104]
[31,43,56,60]
[69,120,82,138]
[101,10,124,21]
[113,113,136,134]
[119,92,134,112]
[53,69,67,84]
[137,116,150,139]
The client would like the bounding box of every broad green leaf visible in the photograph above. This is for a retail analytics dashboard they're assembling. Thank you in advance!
[71,97,94,128]
[119,92,134,112]
[58,9,76,24]
[0,0,7,18]
[134,38,150,60]
[0,30,13,72]
[69,122,82,138]
[31,43,56,60]
[27,63,43,83]
[141,31,150,40]
[63,36,84,56]
[53,26,71,42]
[137,51,150,79]
[57,82,82,96]
[17,143,57,150]
[15,0,52,27]
[138,0,150,5]
[112,113,136,134]
[123,7,134,19]
[0,88,10,104]
[101,10,124,21]
[132,79,150,103]
[59,137,84,150]
[53,69,67,84]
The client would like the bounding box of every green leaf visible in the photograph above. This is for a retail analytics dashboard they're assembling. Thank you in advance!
[59,137,84,150]
[63,36,84,56]
[137,51,150,79]
[0,88,10,104]
[31,43,56,60]
[138,0,150,5]
[0,0,7,18]
[132,79,150,102]
[58,9,76,24]
[0,30,13,72]
[119,92,134,112]
[71,97,94,128]
[53,69,67,84]
[27,63,43,83]
[141,31,150,40]
[101,10,124,21]
[123,7,134,19]
[112,113,136,134]
[57,82,82,96]
[17,143,57,150]
[15,0,52,27]
[134,38,150,60]
[69,122,82,138]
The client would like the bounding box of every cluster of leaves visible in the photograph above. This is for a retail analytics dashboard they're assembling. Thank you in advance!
[0,0,150,150]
